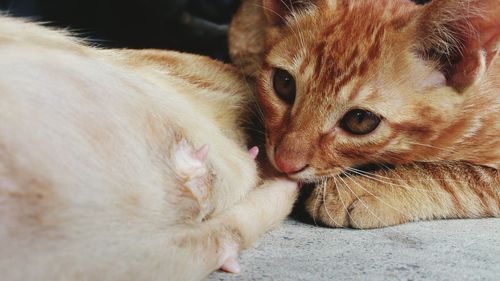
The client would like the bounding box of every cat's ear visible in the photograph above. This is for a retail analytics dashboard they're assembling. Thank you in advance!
[414,0,500,92]
[229,0,317,77]
[229,0,269,77]
[262,0,316,25]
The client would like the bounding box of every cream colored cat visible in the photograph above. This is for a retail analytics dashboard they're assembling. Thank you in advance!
[0,16,298,281]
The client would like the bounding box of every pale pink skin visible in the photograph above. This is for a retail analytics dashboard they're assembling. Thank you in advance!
[248,146,259,160]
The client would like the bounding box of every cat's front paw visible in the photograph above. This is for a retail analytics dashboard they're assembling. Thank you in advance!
[346,195,411,229]
[305,181,352,228]
[305,179,409,229]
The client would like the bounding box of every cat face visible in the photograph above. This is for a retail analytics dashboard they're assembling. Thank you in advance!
[255,0,499,181]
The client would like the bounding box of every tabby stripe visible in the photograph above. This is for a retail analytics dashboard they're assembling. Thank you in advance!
[435,167,465,215]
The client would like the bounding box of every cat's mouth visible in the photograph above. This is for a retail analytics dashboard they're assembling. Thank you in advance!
[266,142,391,183]
[286,163,394,184]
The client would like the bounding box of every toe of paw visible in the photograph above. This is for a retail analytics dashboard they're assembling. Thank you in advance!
[346,197,408,229]
[346,200,377,229]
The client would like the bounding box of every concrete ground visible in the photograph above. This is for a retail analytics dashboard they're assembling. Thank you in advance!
[209,216,500,281]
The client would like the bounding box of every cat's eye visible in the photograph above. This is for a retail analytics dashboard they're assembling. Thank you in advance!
[340,109,381,135]
[272,68,296,104]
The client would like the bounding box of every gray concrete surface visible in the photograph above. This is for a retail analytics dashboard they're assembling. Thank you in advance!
[209,218,500,280]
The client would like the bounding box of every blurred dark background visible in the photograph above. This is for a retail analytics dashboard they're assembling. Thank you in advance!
[1,0,240,61]
[0,0,430,62]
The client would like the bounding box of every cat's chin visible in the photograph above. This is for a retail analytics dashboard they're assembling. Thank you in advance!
[287,167,344,183]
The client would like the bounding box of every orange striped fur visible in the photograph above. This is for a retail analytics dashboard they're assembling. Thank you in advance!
[229,0,500,228]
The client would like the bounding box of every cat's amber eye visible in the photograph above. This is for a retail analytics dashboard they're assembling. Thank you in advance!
[272,68,296,104]
[340,109,381,135]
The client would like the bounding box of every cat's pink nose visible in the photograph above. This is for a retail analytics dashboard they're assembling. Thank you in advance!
[274,148,308,174]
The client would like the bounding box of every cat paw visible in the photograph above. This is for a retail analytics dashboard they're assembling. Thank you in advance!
[305,185,352,228]
[346,196,409,229]
[305,183,408,229]
[172,139,212,215]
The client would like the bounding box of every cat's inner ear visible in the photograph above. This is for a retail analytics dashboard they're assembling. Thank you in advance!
[262,0,316,25]
[415,0,500,92]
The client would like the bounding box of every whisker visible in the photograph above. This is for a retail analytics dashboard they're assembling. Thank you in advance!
[337,175,393,228]
[346,167,440,237]
[280,0,310,57]
[355,163,465,186]
[251,2,309,59]
[376,163,442,197]
[321,177,348,228]
[332,176,359,228]
[238,65,265,123]
[404,141,456,154]
[241,126,266,136]
[346,167,449,195]
[340,172,410,218]
[310,179,322,227]
[377,163,440,193]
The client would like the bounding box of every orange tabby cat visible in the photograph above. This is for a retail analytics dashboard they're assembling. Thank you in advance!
[229,0,499,228]
[0,16,298,281]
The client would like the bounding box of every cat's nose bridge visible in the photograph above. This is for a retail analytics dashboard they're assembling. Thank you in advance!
[292,102,331,132]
